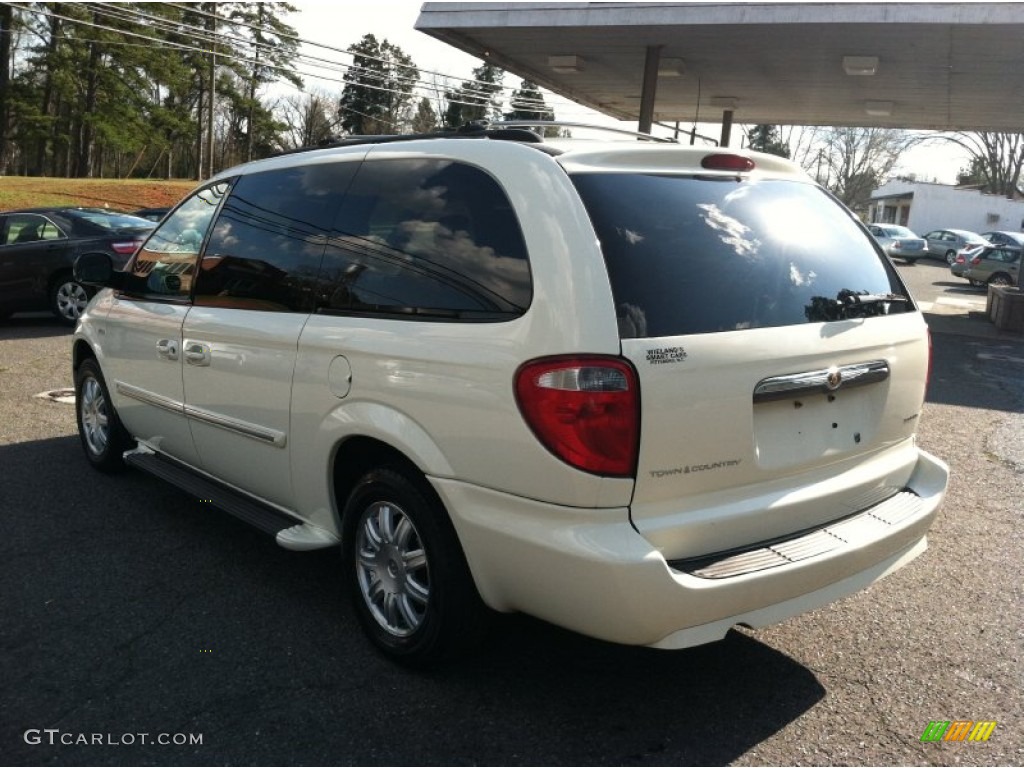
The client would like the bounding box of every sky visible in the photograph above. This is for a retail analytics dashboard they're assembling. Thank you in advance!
[284,0,972,184]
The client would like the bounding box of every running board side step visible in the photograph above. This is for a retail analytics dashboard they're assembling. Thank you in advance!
[124,449,339,550]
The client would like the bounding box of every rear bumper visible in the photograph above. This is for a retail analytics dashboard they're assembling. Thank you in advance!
[434,448,947,648]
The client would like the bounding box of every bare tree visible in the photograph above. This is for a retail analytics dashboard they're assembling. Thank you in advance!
[790,127,917,213]
[278,91,338,149]
[938,131,1024,198]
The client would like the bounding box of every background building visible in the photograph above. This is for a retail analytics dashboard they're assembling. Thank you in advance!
[869,180,1024,234]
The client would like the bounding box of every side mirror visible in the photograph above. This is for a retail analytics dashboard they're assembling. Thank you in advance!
[74,253,123,288]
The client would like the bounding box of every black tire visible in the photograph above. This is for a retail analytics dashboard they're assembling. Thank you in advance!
[968,279,986,288]
[50,272,91,325]
[988,273,1013,287]
[74,359,131,472]
[341,466,488,666]
[945,250,957,266]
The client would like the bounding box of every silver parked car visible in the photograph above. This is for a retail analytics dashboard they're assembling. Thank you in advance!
[867,223,928,262]
[921,229,989,265]
[978,230,1024,248]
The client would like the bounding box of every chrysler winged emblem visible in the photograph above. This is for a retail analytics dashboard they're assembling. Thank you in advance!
[825,367,843,391]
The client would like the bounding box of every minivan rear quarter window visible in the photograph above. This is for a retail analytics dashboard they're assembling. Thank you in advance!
[571,173,910,338]
[318,158,531,319]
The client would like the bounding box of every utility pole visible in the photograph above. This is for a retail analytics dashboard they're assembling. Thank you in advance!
[206,3,217,178]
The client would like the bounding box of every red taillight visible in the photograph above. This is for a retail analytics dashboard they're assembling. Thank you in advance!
[701,153,755,172]
[970,256,982,265]
[111,240,142,255]
[514,356,640,477]
[955,254,966,264]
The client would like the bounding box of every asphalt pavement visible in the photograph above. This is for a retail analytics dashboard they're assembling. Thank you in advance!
[0,305,1021,766]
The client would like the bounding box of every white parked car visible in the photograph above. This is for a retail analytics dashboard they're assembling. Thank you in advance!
[72,123,948,665]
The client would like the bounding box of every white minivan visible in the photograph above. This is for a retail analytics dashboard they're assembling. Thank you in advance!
[72,123,948,665]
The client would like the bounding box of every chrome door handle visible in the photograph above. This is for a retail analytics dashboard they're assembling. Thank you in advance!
[156,339,179,360]
[184,341,211,367]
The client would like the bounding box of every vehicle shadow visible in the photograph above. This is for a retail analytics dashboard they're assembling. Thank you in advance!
[925,320,1024,413]
[930,280,986,294]
[1,435,824,766]
[0,313,72,339]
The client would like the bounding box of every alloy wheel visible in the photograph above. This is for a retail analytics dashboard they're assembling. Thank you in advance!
[55,281,89,322]
[354,500,430,638]
[79,376,110,456]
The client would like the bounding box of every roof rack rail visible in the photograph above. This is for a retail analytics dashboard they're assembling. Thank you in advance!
[493,120,677,143]
[275,121,545,157]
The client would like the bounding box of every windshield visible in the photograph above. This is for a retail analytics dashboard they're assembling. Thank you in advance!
[571,173,911,337]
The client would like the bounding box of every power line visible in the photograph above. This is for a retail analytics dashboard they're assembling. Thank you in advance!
[5,1,573,123]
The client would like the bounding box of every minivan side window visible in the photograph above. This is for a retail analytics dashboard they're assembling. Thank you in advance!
[122,182,231,298]
[194,163,356,312]
[317,158,531,319]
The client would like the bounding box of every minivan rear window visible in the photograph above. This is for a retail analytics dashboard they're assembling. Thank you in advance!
[571,174,911,338]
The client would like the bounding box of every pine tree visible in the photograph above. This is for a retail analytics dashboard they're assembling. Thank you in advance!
[746,125,791,158]
[444,63,503,128]
[411,98,439,133]
[339,34,418,135]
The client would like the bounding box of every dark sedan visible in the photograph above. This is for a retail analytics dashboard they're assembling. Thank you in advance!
[131,207,172,222]
[0,207,154,324]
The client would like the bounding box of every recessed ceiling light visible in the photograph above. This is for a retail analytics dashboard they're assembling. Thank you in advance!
[548,55,583,74]
[865,100,893,116]
[843,55,879,76]
[659,58,685,77]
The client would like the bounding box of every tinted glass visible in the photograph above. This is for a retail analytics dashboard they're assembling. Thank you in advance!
[195,164,354,312]
[123,182,230,298]
[318,158,531,319]
[571,173,910,338]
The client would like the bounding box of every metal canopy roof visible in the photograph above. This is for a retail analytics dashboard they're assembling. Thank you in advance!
[415,2,1024,132]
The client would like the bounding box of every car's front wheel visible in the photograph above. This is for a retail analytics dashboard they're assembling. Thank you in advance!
[341,466,488,666]
[75,359,131,472]
[50,273,91,325]
[989,273,1013,287]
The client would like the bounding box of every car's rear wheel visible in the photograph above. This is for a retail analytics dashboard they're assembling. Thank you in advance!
[50,273,91,325]
[945,249,957,265]
[74,359,131,472]
[989,273,1013,287]
[341,466,488,666]
[968,279,986,288]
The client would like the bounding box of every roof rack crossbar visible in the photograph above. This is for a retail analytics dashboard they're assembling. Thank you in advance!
[494,120,677,143]
[274,119,675,158]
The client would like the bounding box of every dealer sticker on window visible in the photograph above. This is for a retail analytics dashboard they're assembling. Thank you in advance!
[646,346,688,365]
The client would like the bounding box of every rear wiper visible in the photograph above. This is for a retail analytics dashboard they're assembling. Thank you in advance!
[804,290,911,322]
[838,290,910,307]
